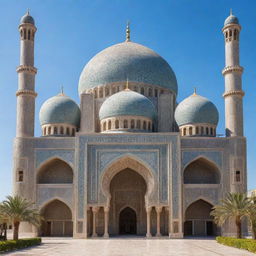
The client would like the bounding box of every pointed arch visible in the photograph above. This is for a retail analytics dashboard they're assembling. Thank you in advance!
[183,157,220,184]
[37,157,73,184]
[100,155,155,207]
[40,198,73,237]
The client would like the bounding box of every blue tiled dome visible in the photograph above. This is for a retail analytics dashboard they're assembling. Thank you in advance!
[224,15,239,26]
[20,12,35,25]
[39,94,81,127]
[99,90,157,120]
[78,41,178,95]
[174,93,219,126]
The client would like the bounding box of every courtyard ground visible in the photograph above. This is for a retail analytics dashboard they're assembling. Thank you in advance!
[3,237,255,256]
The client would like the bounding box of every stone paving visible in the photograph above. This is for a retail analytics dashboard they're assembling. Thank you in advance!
[4,237,255,256]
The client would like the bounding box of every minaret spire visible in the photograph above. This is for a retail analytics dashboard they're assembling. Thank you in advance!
[230,8,232,15]
[126,21,130,42]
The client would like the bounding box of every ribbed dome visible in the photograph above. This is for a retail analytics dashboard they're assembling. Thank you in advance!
[224,15,239,26]
[39,94,81,127]
[78,41,177,95]
[20,12,35,25]
[174,93,219,126]
[99,90,157,120]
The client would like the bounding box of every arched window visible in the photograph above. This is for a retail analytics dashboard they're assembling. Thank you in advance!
[60,127,64,135]
[155,89,158,97]
[66,127,70,135]
[189,127,192,136]
[103,122,106,131]
[201,127,204,135]
[148,122,151,130]
[210,127,213,135]
[148,88,152,97]
[108,120,111,130]
[134,86,138,92]
[99,88,103,98]
[183,128,186,136]
[136,120,141,129]
[20,30,23,38]
[43,127,46,135]
[131,119,135,129]
[234,29,237,40]
[143,121,146,130]
[229,30,232,37]
[141,87,144,95]
[105,87,109,97]
[115,119,119,129]
[28,30,31,40]
[206,127,209,135]
[124,120,128,128]
[54,127,57,135]
[196,127,199,135]
[24,29,27,40]
[48,127,51,135]
[72,128,75,136]
[225,32,228,39]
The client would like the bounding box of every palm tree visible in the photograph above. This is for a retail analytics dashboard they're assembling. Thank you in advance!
[0,195,41,240]
[211,193,250,238]
[246,196,256,239]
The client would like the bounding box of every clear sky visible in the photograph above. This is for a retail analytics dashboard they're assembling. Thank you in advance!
[0,0,255,200]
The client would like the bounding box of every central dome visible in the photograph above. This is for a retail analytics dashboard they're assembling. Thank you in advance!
[78,41,178,95]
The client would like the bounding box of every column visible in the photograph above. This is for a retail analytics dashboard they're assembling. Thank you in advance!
[92,206,99,237]
[146,207,152,238]
[156,206,162,237]
[103,207,109,238]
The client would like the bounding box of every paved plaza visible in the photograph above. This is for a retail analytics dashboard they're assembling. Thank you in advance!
[4,237,255,256]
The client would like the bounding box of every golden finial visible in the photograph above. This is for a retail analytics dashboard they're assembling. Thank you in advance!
[126,21,130,42]
[193,87,197,96]
[124,78,130,91]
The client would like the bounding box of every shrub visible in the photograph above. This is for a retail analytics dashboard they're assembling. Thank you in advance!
[0,237,41,252]
[216,236,256,253]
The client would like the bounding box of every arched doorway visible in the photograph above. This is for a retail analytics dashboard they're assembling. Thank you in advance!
[184,199,216,236]
[109,168,147,235]
[40,200,73,237]
[37,158,73,184]
[119,207,137,234]
[184,158,220,184]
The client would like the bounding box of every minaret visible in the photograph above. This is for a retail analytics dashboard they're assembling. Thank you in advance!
[16,10,37,137]
[222,10,244,137]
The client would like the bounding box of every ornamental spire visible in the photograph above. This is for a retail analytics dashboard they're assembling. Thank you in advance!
[193,87,197,96]
[124,78,130,91]
[230,8,232,16]
[126,21,130,42]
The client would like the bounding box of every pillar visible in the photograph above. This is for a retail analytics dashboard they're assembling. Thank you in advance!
[146,207,152,238]
[156,206,162,237]
[92,207,99,237]
[103,207,109,238]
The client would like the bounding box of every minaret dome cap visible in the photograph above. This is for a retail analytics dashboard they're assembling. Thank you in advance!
[20,10,35,25]
[224,10,239,26]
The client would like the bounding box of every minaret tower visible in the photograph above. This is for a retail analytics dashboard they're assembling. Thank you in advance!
[222,10,244,137]
[16,10,37,137]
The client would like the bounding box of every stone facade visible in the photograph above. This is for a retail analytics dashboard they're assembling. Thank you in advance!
[13,12,247,238]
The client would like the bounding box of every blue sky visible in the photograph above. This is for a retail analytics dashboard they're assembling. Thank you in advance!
[0,0,255,200]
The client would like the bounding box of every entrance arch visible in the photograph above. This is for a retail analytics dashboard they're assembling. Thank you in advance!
[119,207,137,234]
[40,199,73,236]
[184,199,217,236]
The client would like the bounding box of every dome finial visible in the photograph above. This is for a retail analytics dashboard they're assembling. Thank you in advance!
[193,87,197,96]
[59,85,65,96]
[27,8,30,15]
[230,8,232,16]
[125,77,130,91]
[126,21,131,42]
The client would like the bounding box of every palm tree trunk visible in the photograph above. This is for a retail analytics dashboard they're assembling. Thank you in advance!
[13,221,20,240]
[235,217,242,239]
[252,223,256,240]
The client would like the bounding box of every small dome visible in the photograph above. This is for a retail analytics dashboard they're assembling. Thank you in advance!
[174,93,219,126]
[20,11,35,25]
[78,41,178,95]
[39,94,81,127]
[224,15,239,26]
[99,90,157,120]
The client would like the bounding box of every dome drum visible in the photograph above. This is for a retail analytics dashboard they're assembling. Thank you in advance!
[179,123,217,137]
[100,116,153,133]
[42,123,76,137]
[87,82,169,99]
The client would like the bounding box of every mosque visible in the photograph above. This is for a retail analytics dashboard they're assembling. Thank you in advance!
[13,11,246,238]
